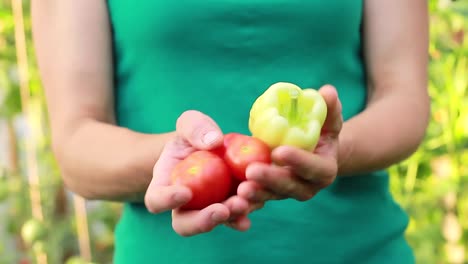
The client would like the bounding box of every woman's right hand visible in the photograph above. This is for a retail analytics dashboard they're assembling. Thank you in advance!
[144,110,263,236]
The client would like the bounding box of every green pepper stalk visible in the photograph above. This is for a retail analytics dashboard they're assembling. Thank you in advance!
[249,82,327,150]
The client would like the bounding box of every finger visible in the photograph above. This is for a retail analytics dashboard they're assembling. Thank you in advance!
[152,137,195,186]
[248,201,266,213]
[237,180,285,202]
[145,138,195,213]
[172,203,230,237]
[246,163,318,202]
[223,195,249,219]
[145,184,192,214]
[225,215,252,231]
[318,85,343,137]
[224,200,265,232]
[176,110,224,150]
[272,146,337,187]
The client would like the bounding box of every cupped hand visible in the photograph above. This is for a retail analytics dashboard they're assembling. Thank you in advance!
[238,84,343,203]
[144,110,263,237]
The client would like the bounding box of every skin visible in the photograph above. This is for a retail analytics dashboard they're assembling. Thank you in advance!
[31,0,429,237]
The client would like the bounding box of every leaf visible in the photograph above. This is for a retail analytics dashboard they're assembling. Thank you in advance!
[0,86,21,118]
[453,55,467,96]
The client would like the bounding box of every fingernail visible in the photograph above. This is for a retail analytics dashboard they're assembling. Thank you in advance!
[203,131,221,146]
[211,211,226,223]
[173,192,190,203]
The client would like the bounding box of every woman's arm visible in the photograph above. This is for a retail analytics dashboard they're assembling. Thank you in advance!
[238,0,430,202]
[31,0,173,201]
[338,0,430,175]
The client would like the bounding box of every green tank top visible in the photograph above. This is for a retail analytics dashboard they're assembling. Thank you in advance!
[108,1,414,263]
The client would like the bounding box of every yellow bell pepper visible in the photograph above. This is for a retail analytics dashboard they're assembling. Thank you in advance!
[249,82,327,150]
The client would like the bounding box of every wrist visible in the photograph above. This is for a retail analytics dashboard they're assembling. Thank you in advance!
[119,132,174,202]
[129,131,175,183]
[336,124,355,176]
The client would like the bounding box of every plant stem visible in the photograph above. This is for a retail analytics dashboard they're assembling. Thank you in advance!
[73,196,92,262]
[11,0,47,263]
[289,90,299,124]
[6,118,19,174]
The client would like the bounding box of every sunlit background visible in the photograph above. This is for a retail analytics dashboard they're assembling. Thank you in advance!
[0,0,467,263]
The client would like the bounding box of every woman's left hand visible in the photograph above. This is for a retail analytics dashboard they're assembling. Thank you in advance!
[237,85,344,203]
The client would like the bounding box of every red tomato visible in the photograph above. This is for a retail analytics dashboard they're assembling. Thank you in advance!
[171,150,232,210]
[211,133,240,158]
[223,133,271,181]
[228,176,243,197]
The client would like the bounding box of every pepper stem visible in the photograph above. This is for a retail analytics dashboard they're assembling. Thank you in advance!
[289,90,299,124]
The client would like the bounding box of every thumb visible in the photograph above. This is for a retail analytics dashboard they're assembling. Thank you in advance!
[319,85,343,138]
[176,110,224,150]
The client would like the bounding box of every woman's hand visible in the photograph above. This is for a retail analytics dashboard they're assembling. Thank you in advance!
[144,110,262,236]
[238,85,343,203]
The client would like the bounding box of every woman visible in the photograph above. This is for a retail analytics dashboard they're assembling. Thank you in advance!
[31,0,429,263]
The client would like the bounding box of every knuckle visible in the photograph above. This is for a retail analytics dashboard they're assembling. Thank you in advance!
[296,189,316,202]
[144,195,158,214]
[282,181,296,195]
[315,164,338,188]
[224,222,235,230]
[262,192,274,202]
[254,202,265,210]
[249,202,265,213]
[273,183,292,198]
[190,122,209,141]
[197,221,214,234]
[254,191,267,202]
[256,202,265,210]
[295,194,310,202]
[164,138,179,149]
[320,178,333,188]
[271,194,284,201]
[321,171,337,187]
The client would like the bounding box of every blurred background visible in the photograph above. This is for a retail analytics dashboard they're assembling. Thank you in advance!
[0,0,467,263]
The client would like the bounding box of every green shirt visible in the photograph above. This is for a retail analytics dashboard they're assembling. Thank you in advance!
[108,1,414,263]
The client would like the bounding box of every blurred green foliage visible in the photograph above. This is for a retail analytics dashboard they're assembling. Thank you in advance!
[389,1,468,263]
[0,0,467,263]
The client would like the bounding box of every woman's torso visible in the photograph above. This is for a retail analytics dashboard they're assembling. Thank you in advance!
[108,1,414,263]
